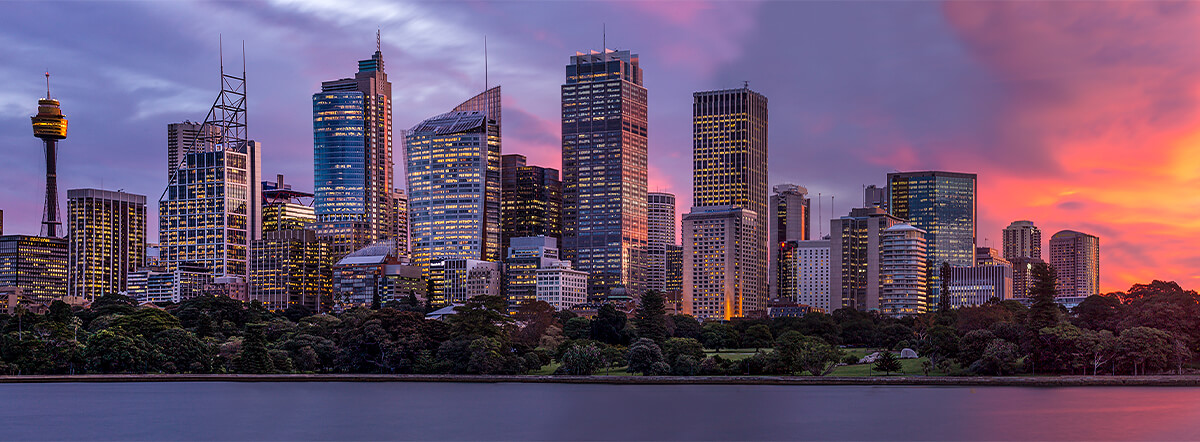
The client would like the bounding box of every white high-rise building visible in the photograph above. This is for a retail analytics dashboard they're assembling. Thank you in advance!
[536,261,588,311]
[880,224,928,317]
[1049,230,1100,298]
[646,192,676,293]
[1003,220,1042,261]
[792,239,831,312]
[682,205,760,321]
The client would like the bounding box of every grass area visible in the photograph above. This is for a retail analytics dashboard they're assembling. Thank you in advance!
[704,348,769,361]
[530,362,632,376]
[829,357,939,377]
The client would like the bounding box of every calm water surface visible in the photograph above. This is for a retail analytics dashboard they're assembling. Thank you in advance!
[3,382,1199,440]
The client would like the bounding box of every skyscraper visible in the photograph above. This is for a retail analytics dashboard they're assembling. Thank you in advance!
[769,184,810,300]
[792,239,831,312]
[880,224,928,316]
[159,58,261,282]
[262,175,316,233]
[887,171,977,306]
[1003,220,1042,261]
[1049,230,1100,298]
[501,154,562,254]
[249,229,332,312]
[864,184,888,212]
[66,189,146,300]
[682,205,761,321]
[646,192,677,294]
[32,73,67,238]
[561,49,648,298]
[313,46,394,252]
[693,87,769,307]
[831,207,904,311]
[405,89,501,274]
[0,235,67,300]
[168,121,216,181]
[392,188,409,256]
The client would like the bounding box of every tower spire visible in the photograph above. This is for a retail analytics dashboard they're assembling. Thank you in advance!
[377,29,381,52]
[45,71,50,99]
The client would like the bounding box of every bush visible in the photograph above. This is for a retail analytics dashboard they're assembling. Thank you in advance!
[561,344,604,375]
[626,338,666,375]
[672,355,700,376]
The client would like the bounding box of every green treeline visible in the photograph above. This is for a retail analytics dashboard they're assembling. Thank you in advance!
[2,274,1198,377]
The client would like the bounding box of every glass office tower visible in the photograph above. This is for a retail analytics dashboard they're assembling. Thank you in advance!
[405,90,502,274]
[66,188,147,301]
[887,171,977,306]
[561,49,648,298]
[501,154,562,254]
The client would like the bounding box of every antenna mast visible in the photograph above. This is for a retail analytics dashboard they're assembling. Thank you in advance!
[45,72,51,99]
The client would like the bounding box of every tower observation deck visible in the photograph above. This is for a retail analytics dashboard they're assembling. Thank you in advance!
[31,73,67,238]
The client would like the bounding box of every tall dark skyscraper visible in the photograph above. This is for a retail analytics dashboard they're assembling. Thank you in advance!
[501,154,562,254]
[769,184,810,301]
[561,49,648,298]
[313,45,394,253]
[31,73,67,238]
[887,171,977,306]
[691,86,769,311]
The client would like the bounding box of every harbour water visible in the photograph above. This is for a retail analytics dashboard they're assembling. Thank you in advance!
[3,381,1199,440]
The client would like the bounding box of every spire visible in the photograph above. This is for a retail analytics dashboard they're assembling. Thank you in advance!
[45,71,50,99]
[376,29,381,53]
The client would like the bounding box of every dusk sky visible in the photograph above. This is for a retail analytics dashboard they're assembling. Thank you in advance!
[1,1,1197,293]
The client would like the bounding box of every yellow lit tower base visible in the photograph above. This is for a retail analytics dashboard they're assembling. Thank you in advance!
[31,73,68,238]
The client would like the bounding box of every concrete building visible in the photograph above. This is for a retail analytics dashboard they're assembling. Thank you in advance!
[693,87,769,307]
[646,192,677,294]
[536,261,589,311]
[0,235,67,301]
[125,263,212,304]
[561,49,648,299]
[830,207,903,311]
[501,154,562,255]
[312,47,395,250]
[791,239,831,312]
[406,92,501,275]
[682,205,761,321]
[863,184,888,212]
[66,188,146,301]
[769,184,810,301]
[880,224,928,317]
[887,171,976,307]
[947,264,1013,307]
[505,236,561,310]
[975,247,1010,266]
[1003,220,1042,261]
[249,229,332,312]
[436,259,501,305]
[1050,230,1100,298]
[392,188,408,256]
[167,121,216,181]
[332,240,423,311]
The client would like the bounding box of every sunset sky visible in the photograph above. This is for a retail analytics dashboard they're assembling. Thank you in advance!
[1,1,1197,293]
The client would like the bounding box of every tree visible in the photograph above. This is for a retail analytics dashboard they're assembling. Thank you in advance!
[1116,327,1176,375]
[938,262,952,315]
[774,331,841,376]
[1071,295,1123,332]
[956,329,996,367]
[662,337,706,367]
[1027,263,1061,330]
[634,290,668,344]
[1079,329,1116,375]
[700,323,738,352]
[561,343,604,375]
[563,317,591,341]
[512,301,559,348]
[83,330,159,373]
[742,324,773,351]
[591,304,628,345]
[872,350,902,375]
[669,315,702,339]
[153,328,214,373]
[47,300,73,324]
[626,338,668,375]
[446,295,514,341]
[233,324,276,374]
[972,339,1019,375]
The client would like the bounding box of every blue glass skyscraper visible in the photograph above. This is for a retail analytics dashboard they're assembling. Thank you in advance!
[887,171,977,307]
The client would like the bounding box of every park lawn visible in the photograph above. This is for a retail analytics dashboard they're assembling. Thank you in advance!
[829,357,940,377]
[530,362,632,376]
[704,348,769,361]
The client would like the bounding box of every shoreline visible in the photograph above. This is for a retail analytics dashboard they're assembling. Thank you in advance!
[2,374,1199,386]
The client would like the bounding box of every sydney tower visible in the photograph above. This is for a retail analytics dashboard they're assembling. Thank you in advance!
[31,73,67,238]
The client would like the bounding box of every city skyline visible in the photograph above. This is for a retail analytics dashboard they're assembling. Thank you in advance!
[1,2,1196,292]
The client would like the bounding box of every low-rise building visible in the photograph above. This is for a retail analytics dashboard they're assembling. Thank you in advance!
[947,264,1013,307]
[535,261,588,311]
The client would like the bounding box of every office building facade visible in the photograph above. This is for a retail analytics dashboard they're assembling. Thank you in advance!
[501,154,562,254]
[646,192,677,294]
[791,239,831,312]
[0,235,67,300]
[1003,220,1042,261]
[66,189,146,300]
[436,259,501,305]
[682,205,761,321]
[262,175,315,233]
[1009,256,1045,298]
[505,236,562,310]
[249,229,333,312]
[1049,230,1100,298]
[947,264,1014,307]
[769,184,810,300]
[561,49,648,298]
[887,171,976,306]
[536,261,589,311]
[879,224,929,317]
[830,207,903,311]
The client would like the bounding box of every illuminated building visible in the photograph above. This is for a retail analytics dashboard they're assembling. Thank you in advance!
[792,239,831,312]
[392,188,408,256]
[434,259,501,305]
[501,154,562,254]
[405,90,501,274]
[880,224,928,317]
[769,184,810,300]
[536,261,588,311]
[1009,256,1045,298]
[308,220,371,259]
[249,229,332,312]
[125,263,211,304]
[561,49,648,299]
[32,73,68,238]
[831,207,903,311]
[682,205,760,321]
[0,235,67,300]
[262,174,315,233]
[313,44,395,252]
[168,121,216,181]
[1050,230,1100,298]
[1003,220,1042,261]
[332,240,423,310]
[693,87,769,307]
[159,56,261,282]
[665,244,683,293]
[66,188,147,301]
[947,264,1013,307]
[646,192,676,293]
[975,247,1010,266]
[887,171,977,307]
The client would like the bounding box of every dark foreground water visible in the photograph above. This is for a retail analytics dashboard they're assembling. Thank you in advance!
[3,382,1200,440]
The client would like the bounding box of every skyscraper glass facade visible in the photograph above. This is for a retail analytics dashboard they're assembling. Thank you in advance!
[501,154,562,254]
[887,171,977,306]
[561,49,648,298]
[67,189,146,300]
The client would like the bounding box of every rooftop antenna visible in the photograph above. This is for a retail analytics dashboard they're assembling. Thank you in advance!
[45,71,51,99]
[603,23,607,56]
[377,29,381,52]
[484,35,488,91]
[744,80,749,89]
[818,192,823,238]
